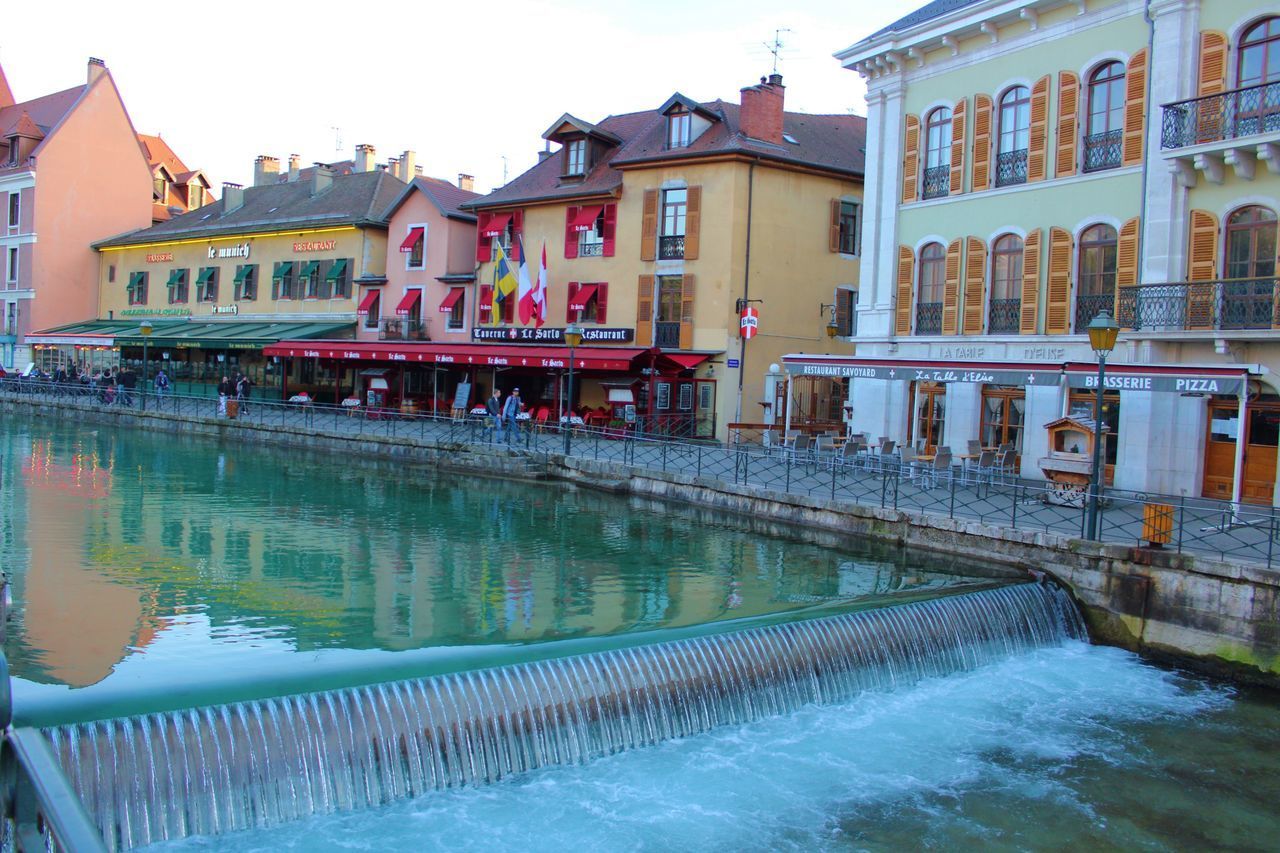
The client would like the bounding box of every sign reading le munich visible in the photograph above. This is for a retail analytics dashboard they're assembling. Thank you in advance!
[471,326,634,344]
[208,243,250,260]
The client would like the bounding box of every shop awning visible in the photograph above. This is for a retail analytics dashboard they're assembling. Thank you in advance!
[356,290,380,317]
[395,290,422,316]
[438,287,464,313]
[325,258,348,281]
[112,320,356,349]
[264,341,657,372]
[196,267,215,285]
[570,206,604,232]
[399,227,424,252]
[165,269,184,286]
[568,284,598,312]
[1062,363,1254,395]
[232,266,251,283]
[664,353,712,370]
[24,319,189,347]
[273,261,293,279]
[482,213,512,237]
[298,260,319,278]
[128,272,145,288]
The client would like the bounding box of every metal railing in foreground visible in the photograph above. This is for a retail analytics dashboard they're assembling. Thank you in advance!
[0,653,107,852]
[4,377,1278,568]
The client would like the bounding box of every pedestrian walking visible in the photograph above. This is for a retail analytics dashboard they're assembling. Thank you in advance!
[486,388,503,443]
[235,372,253,414]
[217,375,233,416]
[154,369,170,396]
[503,387,522,445]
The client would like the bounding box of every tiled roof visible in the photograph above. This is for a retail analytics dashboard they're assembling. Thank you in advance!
[10,112,43,140]
[96,169,407,247]
[862,0,986,42]
[0,85,85,138]
[137,133,189,174]
[383,176,482,222]
[469,98,865,210]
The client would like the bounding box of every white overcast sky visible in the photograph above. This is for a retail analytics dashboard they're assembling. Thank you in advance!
[7,0,921,194]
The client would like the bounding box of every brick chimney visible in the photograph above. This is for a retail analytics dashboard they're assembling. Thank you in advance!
[87,57,106,85]
[354,143,376,172]
[222,182,244,212]
[287,154,301,182]
[253,155,280,187]
[387,157,399,179]
[739,74,786,145]
[312,165,335,195]
[400,150,416,182]
[457,173,474,192]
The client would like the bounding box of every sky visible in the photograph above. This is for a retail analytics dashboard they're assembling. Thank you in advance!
[6,0,921,195]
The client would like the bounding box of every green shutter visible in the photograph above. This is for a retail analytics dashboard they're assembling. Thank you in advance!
[166,268,183,285]
[325,258,348,281]
[274,261,293,278]
[298,260,319,277]
[233,265,250,283]
[128,271,144,288]
[196,267,215,285]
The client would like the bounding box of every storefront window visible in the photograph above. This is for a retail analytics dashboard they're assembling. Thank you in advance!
[981,386,1026,454]
[911,382,946,453]
[1069,390,1120,467]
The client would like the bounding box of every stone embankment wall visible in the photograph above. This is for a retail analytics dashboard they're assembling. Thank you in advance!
[5,399,1277,687]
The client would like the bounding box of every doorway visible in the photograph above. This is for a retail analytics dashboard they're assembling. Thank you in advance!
[1203,394,1280,503]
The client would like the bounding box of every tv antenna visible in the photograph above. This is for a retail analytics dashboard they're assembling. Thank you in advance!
[763,28,791,75]
[331,126,343,152]
[501,155,508,185]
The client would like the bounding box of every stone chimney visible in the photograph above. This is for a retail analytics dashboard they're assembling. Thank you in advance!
[222,182,244,212]
[312,165,335,195]
[354,143,376,172]
[253,155,280,187]
[739,74,786,145]
[287,154,301,182]
[457,173,474,192]
[400,150,417,182]
[87,57,106,85]
[537,150,554,163]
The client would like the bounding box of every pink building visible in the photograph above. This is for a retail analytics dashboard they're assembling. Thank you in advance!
[0,57,153,369]
[364,174,479,343]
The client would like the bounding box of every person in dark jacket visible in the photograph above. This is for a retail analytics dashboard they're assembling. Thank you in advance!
[217,375,233,415]
[485,388,503,442]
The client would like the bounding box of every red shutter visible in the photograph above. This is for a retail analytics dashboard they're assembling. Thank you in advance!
[596,283,608,322]
[476,214,491,263]
[501,294,514,323]
[564,207,579,259]
[602,203,617,257]
[510,211,524,261]
[478,284,494,323]
[566,281,579,322]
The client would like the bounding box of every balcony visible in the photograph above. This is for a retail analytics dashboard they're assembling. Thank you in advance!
[1074,292,1116,333]
[994,148,1028,187]
[655,321,681,348]
[1161,83,1280,186]
[379,318,431,341]
[987,298,1022,334]
[1082,129,1123,173]
[915,301,943,335]
[658,235,685,260]
[1116,279,1278,332]
[579,241,604,257]
[921,165,949,200]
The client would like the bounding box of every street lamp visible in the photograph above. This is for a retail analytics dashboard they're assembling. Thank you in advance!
[1085,310,1120,540]
[564,322,583,455]
[139,320,153,411]
[819,303,840,339]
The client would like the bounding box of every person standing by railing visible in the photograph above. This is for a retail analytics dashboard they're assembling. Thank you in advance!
[503,388,522,445]
[217,375,233,416]
[486,388,503,443]
[154,369,170,397]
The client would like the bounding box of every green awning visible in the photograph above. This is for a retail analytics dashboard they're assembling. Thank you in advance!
[325,258,348,281]
[196,267,215,285]
[233,265,252,283]
[298,260,319,278]
[128,271,144,288]
[273,261,293,278]
[166,269,185,286]
[113,320,356,349]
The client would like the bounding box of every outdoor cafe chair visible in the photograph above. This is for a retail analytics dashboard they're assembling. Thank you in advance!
[920,450,954,490]
[997,448,1018,483]
[967,439,983,457]
[968,449,999,487]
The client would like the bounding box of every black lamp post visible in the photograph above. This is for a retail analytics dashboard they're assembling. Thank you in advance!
[563,322,583,455]
[140,320,153,411]
[1085,310,1119,540]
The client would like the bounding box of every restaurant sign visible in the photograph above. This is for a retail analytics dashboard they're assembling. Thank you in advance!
[786,362,1062,386]
[293,239,337,253]
[208,242,250,260]
[211,304,239,315]
[144,252,173,263]
[471,326,634,344]
[1067,371,1245,395]
[120,308,192,317]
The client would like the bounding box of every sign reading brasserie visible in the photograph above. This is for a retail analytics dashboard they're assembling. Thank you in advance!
[471,326,634,344]
[294,239,337,253]
[145,252,173,263]
[208,242,250,260]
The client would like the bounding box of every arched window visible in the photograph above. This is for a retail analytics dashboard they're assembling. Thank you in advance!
[1076,224,1118,331]
[915,242,946,334]
[1223,206,1277,330]
[1084,63,1125,172]
[996,87,1030,186]
[1239,18,1280,88]
[922,108,952,199]
[989,234,1023,333]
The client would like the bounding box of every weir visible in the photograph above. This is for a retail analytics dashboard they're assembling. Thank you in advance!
[42,582,1084,850]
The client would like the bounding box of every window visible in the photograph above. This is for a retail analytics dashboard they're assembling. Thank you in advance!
[668,110,692,148]
[1239,18,1280,88]
[1075,224,1118,331]
[838,201,860,255]
[923,107,953,199]
[1069,390,1120,471]
[834,287,857,337]
[996,86,1031,186]
[1084,63,1125,172]
[197,267,219,302]
[6,247,15,284]
[153,175,166,202]
[189,184,205,210]
[1225,206,1279,279]
[570,283,607,323]
[911,382,946,454]
[660,189,687,259]
[656,276,683,348]
[235,264,258,301]
[166,268,189,304]
[566,139,586,175]
[108,265,116,283]
[127,271,148,306]
[273,262,295,300]
[364,292,381,329]
[299,261,320,299]
[448,291,465,330]
[989,234,1023,333]
[916,242,946,334]
[405,226,426,270]
[981,386,1026,455]
[580,211,605,256]
[7,192,17,228]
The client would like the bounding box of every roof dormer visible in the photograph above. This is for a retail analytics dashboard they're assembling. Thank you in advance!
[657,93,719,149]
[542,113,623,182]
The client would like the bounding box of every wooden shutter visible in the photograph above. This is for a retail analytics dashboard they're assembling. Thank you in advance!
[972,94,993,191]
[1116,217,1140,326]
[902,114,921,203]
[479,284,494,324]
[602,203,617,257]
[1056,72,1080,178]
[1020,229,1042,334]
[963,236,986,334]
[564,206,579,259]
[1028,76,1051,182]
[565,281,579,322]
[942,239,962,335]
[679,274,696,349]
[636,275,654,345]
[829,200,841,252]
[475,213,491,263]
[895,246,914,335]
[834,288,851,335]
[640,190,658,261]
[510,211,523,261]
[1123,49,1148,167]
[684,186,701,260]
[1186,210,1219,330]
[1046,228,1073,335]
[596,283,609,323]
[1198,31,1229,97]
[950,98,967,195]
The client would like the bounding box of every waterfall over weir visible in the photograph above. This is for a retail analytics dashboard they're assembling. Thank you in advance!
[46,583,1084,850]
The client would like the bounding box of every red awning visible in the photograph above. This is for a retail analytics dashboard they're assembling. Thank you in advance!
[263,341,657,372]
[664,353,712,370]
[438,287,464,313]
[482,213,512,237]
[570,206,604,232]
[356,290,380,316]
[395,290,422,316]
[568,284,598,312]
[399,226,424,253]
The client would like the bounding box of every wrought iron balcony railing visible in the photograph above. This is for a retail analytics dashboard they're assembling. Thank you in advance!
[915,301,943,335]
[1083,129,1123,172]
[658,235,685,260]
[994,148,1028,187]
[987,298,1022,334]
[1161,81,1280,149]
[921,165,950,200]
[655,321,681,348]
[1074,292,1116,333]
[1115,278,1279,331]
[379,318,431,341]
[579,241,604,257]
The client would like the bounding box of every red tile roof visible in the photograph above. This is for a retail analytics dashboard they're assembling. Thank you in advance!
[137,133,190,175]
[383,176,482,222]
[0,85,85,138]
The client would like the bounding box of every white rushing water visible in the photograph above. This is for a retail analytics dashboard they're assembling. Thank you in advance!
[154,642,1241,852]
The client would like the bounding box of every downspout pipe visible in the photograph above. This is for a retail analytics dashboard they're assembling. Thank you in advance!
[735,160,756,425]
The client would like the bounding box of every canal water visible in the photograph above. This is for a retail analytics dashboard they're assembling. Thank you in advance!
[2,413,1278,850]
